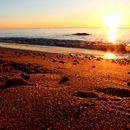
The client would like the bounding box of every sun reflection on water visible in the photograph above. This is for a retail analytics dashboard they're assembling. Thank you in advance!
[104,12,122,43]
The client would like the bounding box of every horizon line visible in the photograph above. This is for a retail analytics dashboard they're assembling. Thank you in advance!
[1,27,130,30]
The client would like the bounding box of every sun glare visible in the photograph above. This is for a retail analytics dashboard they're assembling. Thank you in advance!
[104,13,121,28]
[104,53,115,59]
[104,12,122,43]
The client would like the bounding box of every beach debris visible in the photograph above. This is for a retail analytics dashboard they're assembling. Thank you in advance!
[96,87,130,97]
[20,73,30,81]
[5,78,30,87]
[73,91,98,98]
[59,76,69,84]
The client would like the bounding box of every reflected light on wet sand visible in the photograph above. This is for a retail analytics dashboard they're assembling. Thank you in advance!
[0,43,129,59]
[104,53,115,59]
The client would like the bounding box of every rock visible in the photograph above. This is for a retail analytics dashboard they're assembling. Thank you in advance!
[72,33,91,36]
[73,63,77,65]
[59,76,69,84]
[20,73,30,81]
[73,60,79,64]
[96,58,101,61]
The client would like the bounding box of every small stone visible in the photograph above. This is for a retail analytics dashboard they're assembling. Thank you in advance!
[59,76,69,84]
[73,63,77,65]
[92,65,95,68]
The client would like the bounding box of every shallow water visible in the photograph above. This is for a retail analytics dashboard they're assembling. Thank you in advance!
[0,28,130,43]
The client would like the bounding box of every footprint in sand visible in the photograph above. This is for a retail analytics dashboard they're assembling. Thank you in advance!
[73,102,97,119]
[72,91,98,119]
[73,91,99,98]
[96,87,130,98]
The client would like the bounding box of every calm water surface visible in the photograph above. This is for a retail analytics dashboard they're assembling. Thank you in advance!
[0,28,130,43]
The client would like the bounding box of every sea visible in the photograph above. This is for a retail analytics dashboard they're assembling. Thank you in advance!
[0,28,129,59]
[0,28,130,43]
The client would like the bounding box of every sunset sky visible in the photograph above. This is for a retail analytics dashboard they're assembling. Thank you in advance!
[0,0,130,29]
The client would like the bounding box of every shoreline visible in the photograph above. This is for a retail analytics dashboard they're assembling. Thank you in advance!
[0,37,130,53]
[0,42,130,60]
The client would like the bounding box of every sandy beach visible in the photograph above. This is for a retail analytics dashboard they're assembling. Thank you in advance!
[0,47,130,129]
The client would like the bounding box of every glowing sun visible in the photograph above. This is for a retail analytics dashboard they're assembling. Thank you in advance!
[104,13,122,43]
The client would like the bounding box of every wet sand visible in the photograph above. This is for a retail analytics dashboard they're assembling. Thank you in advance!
[0,37,130,53]
[0,47,130,130]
